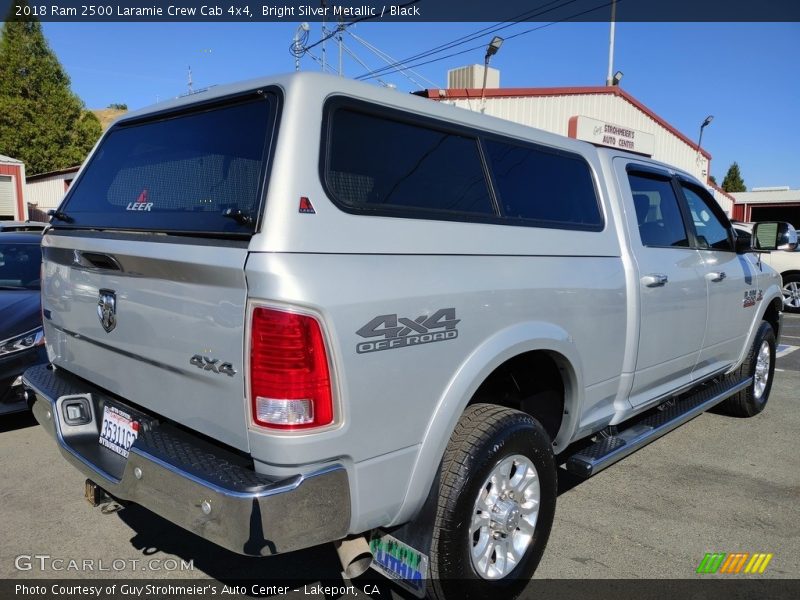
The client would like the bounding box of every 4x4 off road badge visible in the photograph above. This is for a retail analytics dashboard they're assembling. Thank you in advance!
[97,289,117,333]
[356,308,459,354]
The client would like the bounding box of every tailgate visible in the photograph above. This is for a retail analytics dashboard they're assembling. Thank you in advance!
[37,92,280,452]
[42,234,251,451]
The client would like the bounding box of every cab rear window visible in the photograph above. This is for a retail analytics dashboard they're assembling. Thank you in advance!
[58,94,276,235]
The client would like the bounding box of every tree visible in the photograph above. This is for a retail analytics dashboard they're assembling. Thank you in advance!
[107,103,128,110]
[721,162,746,193]
[708,174,717,185]
[0,1,102,174]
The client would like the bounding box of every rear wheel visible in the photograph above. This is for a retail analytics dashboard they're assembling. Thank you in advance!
[782,274,800,313]
[717,320,776,417]
[427,404,556,600]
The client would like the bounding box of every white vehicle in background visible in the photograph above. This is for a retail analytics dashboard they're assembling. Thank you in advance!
[734,222,800,312]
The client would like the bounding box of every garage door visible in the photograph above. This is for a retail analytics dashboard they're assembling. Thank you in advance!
[750,205,800,228]
[0,175,15,218]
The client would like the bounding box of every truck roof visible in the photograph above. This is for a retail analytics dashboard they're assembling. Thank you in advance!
[111,72,598,159]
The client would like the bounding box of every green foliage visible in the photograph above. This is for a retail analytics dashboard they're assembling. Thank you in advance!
[107,103,128,110]
[721,162,746,193]
[708,174,717,185]
[0,1,102,174]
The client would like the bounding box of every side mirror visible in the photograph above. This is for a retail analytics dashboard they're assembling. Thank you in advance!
[751,222,798,252]
[734,231,751,254]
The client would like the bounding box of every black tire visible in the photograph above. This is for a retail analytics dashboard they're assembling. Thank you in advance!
[717,320,776,418]
[427,404,557,600]
[782,274,800,314]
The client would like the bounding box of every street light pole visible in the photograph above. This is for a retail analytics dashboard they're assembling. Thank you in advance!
[480,36,503,113]
[698,114,714,154]
[697,115,714,180]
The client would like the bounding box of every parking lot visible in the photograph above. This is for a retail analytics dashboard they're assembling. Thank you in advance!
[1,315,798,593]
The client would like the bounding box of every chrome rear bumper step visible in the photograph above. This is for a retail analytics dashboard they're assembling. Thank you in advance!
[23,364,351,556]
[565,376,752,478]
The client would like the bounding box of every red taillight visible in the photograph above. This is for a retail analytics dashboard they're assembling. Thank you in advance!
[249,307,333,430]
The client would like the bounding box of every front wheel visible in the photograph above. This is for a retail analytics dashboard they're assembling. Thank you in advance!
[717,320,776,417]
[782,274,800,314]
[427,404,557,600]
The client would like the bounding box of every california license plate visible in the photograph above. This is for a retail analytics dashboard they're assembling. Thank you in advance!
[99,404,139,459]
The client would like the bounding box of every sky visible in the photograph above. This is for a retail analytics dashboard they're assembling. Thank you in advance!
[40,20,800,189]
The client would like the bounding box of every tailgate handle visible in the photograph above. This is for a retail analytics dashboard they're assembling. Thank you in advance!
[78,252,123,272]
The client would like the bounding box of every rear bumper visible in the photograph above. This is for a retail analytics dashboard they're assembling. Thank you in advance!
[22,364,351,557]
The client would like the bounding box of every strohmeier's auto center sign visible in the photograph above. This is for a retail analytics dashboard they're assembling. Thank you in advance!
[568,116,655,156]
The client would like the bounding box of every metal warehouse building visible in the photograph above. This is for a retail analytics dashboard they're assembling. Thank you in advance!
[731,187,800,228]
[25,165,80,216]
[418,66,736,215]
[0,154,27,221]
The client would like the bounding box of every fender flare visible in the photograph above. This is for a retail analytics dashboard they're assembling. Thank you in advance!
[390,321,584,526]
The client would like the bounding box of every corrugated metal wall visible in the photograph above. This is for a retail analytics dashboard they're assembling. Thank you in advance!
[712,190,734,216]
[448,94,710,183]
[26,175,70,211]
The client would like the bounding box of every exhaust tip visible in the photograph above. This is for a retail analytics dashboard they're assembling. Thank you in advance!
[335,537,373,579]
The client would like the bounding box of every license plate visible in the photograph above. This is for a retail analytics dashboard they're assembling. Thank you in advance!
[99,404,140,459]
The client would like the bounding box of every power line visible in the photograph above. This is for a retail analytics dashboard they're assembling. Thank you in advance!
[299,0,421,55]
[357,0,622,82]
[355,0,580,82]
[346,30,438,89]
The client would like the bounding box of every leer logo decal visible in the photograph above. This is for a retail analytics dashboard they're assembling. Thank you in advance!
[356,308,459,354]
[126,189,153,212]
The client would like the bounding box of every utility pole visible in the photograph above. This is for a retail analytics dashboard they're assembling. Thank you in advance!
[321,0,327,72]
[606,0,617,86]
[187,65,193,94]
[293,23,310,71]
[338,16,344,76]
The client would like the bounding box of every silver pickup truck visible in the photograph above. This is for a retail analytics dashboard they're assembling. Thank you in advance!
[23,73,796,600]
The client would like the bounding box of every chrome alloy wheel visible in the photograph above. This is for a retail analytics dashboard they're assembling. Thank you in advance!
[783,280,800,310]
[754,340,771,400]
[470,454,540,579]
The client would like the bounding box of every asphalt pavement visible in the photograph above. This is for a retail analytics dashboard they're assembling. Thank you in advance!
[1,315,798,594]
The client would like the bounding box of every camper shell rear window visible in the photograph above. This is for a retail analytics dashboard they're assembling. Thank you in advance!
[56,92,278,236]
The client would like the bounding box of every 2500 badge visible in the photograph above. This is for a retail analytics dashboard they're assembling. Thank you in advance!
[356,308,459,354]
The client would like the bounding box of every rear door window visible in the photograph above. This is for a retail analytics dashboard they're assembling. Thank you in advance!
[59,94,276,235]
[628,173,689,248]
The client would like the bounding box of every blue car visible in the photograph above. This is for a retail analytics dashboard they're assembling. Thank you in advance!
[0,231,47,414]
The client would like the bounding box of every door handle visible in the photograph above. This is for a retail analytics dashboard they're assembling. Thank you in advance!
[706,271,727,282]
[642,274,669,287]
